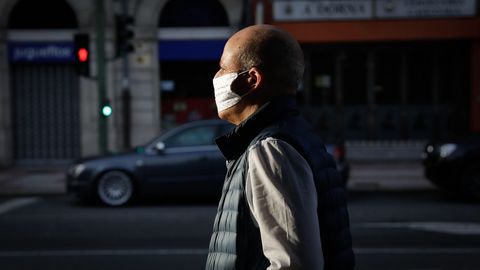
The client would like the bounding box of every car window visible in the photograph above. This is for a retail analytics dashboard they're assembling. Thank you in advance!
[163,125,217,148]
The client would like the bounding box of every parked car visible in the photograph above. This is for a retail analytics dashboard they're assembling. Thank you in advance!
[67,119,350,206]
[422,134,480,200]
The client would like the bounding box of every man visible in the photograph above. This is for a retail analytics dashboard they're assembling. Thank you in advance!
[206,25,355,270]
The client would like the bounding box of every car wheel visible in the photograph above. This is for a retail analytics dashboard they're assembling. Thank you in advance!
[96,170,134,206]
[461,162,480,201]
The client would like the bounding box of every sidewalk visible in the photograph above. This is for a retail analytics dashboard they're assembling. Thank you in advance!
[347,162,435,191]
[0,166,66,196]
[0,162,435,196]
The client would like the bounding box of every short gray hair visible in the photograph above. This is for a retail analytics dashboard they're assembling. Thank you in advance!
[237,26,305,91]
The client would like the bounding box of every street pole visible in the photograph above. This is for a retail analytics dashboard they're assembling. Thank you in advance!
[121,0,131,150]
[96,0,108,153]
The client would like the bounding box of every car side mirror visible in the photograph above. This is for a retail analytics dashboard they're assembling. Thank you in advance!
[155,142,166,153]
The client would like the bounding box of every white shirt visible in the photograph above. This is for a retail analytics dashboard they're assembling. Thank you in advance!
[245,137,324,270]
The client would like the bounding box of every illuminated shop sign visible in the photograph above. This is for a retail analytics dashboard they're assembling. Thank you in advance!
[8,42,74,63]
[376,0,477,18]
[274,0,372,21]
[273,0,477,21]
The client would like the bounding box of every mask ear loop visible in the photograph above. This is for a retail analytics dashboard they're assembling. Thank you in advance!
[237,70,249,76]
[231,70,252,97]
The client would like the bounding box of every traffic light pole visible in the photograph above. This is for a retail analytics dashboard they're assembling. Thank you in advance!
[96,0,108,154]
[121,0,131,150]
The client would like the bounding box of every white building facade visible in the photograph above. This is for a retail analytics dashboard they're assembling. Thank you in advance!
[0,0,244,167]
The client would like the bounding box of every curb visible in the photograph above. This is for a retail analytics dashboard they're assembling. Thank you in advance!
[0,162,435,196]
[0,168,66,196]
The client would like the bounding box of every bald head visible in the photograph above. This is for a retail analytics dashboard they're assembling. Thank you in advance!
[214,25,305,124]
[229,25,305,93]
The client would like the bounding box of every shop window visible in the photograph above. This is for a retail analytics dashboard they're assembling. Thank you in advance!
[408,46,432,105]
[161,61,218,99]
[309,52,334,106]
[376,51,401,105]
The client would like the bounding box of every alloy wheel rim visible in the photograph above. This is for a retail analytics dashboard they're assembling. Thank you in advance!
[98,172,132,206]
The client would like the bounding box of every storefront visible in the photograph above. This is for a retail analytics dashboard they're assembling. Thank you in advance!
[8,39,80,164]
[259,0,480,141]
[0,0,244,167]
[301,41,471,142]
[5,0,80,165]
[157,0,232,129]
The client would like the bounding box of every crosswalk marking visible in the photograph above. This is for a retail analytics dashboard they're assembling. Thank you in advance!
[0,197,39,216]
[358,222,480,235]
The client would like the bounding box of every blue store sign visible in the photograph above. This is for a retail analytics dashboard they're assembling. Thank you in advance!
[159,40,226,61]
[8,41,75,63]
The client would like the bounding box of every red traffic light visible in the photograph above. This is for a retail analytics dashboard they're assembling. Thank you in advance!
[74,33,90,76]
[78,48,89,62]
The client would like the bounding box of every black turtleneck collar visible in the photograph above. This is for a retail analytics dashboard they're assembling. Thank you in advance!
[215,95,300,160]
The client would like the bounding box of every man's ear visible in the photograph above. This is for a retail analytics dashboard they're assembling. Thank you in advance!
[247,67,263,91]
[231,67,263,95]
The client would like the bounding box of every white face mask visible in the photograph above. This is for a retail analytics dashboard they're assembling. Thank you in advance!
[213,71,248,112]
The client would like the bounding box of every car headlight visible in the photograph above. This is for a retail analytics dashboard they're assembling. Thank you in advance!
[439,143,457,158]
[72,164,86,178]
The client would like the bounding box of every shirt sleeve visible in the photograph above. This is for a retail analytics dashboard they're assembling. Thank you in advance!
[245,137,324,270]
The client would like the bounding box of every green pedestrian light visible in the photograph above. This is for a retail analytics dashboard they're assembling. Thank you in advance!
[101,100,112,117]
[102,105,112,117]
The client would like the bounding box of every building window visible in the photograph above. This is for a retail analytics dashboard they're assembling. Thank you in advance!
[8,0,77,29]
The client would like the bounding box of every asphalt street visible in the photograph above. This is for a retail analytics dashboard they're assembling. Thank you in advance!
[0,189,479,270]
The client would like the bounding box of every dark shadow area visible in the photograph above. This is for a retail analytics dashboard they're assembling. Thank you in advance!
[8,0,78,29]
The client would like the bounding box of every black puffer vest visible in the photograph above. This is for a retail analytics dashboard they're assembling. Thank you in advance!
[206,96,355,270]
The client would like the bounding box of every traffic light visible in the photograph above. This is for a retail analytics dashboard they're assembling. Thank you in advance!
[101,99,112,118]
[73,33,90,77]
[115,15,134,57]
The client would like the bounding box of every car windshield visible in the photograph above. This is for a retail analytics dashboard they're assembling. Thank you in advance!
[163,125,217,148]
[138,120,234,151]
